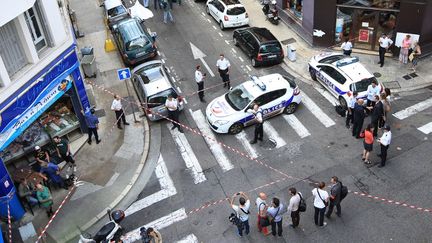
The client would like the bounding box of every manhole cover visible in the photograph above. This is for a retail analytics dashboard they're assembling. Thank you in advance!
[402,75,412,80]
[281,38,296,45]
[373,72,381,78]
[409,72,418,78]
[382,81,401,89]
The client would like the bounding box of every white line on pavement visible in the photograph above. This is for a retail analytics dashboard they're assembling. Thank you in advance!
[301,92,336,127]
[313,86,338,106]
[393,97,432,120]
[168,124,207,184]
[176,234,199,243]
[201,12,206,16]
[183,98,188,104]
[246,65,252,71]
[225,40,230,45]
[418,122,432,134]
[171,76,176,83]
[177,86,182,93]
[283,114,311,138]
[218,32,223,37]
[238,56,244,62]
[124,155,176,217]
[161,59,165,63]
[190,109,234,171]
[235,131,259,159]
[122,208,188,243]
[212,25,217,30]
[264,122,286,148]
[157,51,161,56]
[206,18,211,23]
[231,48,237,54]
[166,68,171,73]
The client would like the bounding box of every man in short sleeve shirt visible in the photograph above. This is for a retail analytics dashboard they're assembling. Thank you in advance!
[216,54,231,89]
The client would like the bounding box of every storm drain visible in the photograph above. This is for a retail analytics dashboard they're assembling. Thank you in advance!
[382,81,401,89]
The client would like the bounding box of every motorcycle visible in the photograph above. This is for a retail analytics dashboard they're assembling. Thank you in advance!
[262,0,279,25]
[79,209,125,243]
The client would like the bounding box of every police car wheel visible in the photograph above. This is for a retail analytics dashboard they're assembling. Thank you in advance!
[206,6,210,14]
[309,67,317,81]
[284,103,298,114]
[339,96,348,110]
[220,21,224,30]
[229,123,243,134]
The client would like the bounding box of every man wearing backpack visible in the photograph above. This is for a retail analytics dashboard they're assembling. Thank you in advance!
[288,187,302,228]
[326,176,342,218]
[231,192,251,237]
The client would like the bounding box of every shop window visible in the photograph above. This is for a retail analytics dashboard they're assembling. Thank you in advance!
[286,0,303,20]
[24,2,47,52]
[337,0,400,9]
[0,20,28,77]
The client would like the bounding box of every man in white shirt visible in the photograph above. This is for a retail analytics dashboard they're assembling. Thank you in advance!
[247,104,264,144]
[231,192,250,237]
[255,192,270,235]
[346,91,358,129]
[378,125,392,167]
[195,65,206,102]
[341,38,353,56]
[378,33,393,67]
[216,54,231,88]
[366,80,381,108]
[288,187,301,228]
[312,182,329,227]
[165,95,183,133]
[267,197,284,236]
[111,94,130,129]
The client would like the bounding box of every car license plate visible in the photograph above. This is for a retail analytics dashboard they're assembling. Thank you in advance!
[158,107,166,112]
[136,52,146,57]
[268,55,277,58]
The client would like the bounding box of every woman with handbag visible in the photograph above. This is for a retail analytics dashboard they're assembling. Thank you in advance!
[399,35,411,64]
[312,182,329,227]
[410,42,421,72]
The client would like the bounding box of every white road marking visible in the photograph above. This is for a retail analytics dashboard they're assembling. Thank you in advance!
[190,42,215,77]
[177,86,182,93]
[245,65,252,71]
[264,122,286,148]
[190,110,234,171]
[393,97,432,120]
[166,68,171,73]
[212,25,217,30]
[183,98,188,104]
[147,28,152,33]
[301,92,336,127]
[235,131,259,159]
[224,40,230,45]
[176,234,199,243]
[122,208,188,243]
[171,76,177,83]
[161,59,165,63]
[313,86,338,106]
[201,12,206,16]
[124,155,176,217]
[231,48,237,54]
[157,51,161,56]
[238,56,244,62]
[168,124,207,184]
[207,18,211,23]
[418,122,432,134]
[283,114,311,138]
[218,32,223,37]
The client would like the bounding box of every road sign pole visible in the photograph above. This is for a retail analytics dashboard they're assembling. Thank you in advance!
[125,78,138,123]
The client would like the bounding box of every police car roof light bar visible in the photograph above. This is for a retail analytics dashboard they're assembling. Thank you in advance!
[336,56,359,68]
[250,75,266,91]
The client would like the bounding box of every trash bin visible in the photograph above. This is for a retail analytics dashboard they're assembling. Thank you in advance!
[287,44,296,62]
[81,46,94,56]
[81,55,97,78]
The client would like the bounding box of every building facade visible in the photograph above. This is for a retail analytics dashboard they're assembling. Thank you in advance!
[277,0,432,55]
[0,0,90,219]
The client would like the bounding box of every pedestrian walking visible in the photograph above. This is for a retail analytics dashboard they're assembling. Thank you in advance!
[410,41,421,72]
[216,54,231,88]
[161,0,174,24]
[267,197,284,236]
[247,104,264,144]
[36,183,54,218]
[142,0,149,8]
[111,94,130,130]
[312,182,329,227]
[399,34,411,64]
[368,93,385,137]
[341,38,353,56]
[377,125,392,168]
[326,176,342,218]
[231,192,251,237]
[255,192,270,235]
[346,91,358,129]
[352,99,366,138]
[362,124,374,165]
[53,136,76,172]
[195,65,206,102]
[288,187,301,228]
[378,33,393,67]
[165,94,183,133]
[83,108,101,145]
[366,80,380,108]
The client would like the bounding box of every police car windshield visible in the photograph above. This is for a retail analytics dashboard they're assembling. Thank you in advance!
[225,85,254,111]
[351,77,377,92]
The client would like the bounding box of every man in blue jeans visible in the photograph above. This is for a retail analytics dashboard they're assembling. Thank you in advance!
[231,192,250,237]
[267,197,284,236]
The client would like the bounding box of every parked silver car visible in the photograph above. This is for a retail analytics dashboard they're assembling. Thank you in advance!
[131,60,184,121]
[101,0,130,29]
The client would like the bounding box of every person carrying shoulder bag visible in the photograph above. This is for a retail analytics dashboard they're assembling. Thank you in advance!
[312,182,329,227]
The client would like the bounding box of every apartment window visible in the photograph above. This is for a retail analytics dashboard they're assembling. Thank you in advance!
[24,4,47,52]
[0,21,27,76]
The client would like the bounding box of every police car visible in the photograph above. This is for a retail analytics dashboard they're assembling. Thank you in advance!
[308,52,384,109]
[206,74,302,134]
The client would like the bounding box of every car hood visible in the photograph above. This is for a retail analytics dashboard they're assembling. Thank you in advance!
[207,95,238,118]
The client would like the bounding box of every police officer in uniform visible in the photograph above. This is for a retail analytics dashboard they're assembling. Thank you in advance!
[248,104,264,144]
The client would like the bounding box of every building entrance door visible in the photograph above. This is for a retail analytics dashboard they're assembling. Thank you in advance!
[352,9,378,50]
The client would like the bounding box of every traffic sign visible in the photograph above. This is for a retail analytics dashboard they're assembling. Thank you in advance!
[117,68,131,81]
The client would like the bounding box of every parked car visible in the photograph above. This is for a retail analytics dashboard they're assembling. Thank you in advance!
[233,27,284,67]
[206,74,301,134]
[131,60,184,121]
[112,18,157,66]
[206,0,249,30]
[101,0,130,29]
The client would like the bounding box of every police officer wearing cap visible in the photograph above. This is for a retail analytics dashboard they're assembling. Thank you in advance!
[248,103,264,144]
[378,125,392,168]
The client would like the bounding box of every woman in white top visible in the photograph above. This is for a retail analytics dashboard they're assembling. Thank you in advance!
[341,38,353,56]
[312,182,329,227]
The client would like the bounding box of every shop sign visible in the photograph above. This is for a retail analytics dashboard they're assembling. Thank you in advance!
[359,29,369,42]
[0,50,79,151]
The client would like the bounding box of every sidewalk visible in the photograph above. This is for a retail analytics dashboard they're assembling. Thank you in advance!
[243,0,432,93]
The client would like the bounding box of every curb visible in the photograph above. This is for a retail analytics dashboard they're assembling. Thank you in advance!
[60,114,151,242]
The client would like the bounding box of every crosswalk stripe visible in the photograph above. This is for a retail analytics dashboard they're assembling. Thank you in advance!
[418,122,432,134]
[124,155,176,217]
[313,86,338,106]
[168,124,207,184]
[301,92,336,127]
[283,114,311,138]
[393,97,432,120]
[235,131,259,159]
[264,122,286,148]
[122,208,188,243]
[176,234,199,243]
[190,109,234,172]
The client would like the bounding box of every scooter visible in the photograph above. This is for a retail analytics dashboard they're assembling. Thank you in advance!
[79,209,125,243]
[262,0,279,25]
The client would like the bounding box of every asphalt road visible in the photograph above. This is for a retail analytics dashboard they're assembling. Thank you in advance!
[118,1,432,242]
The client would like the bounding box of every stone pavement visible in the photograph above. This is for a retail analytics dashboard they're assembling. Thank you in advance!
[243,0,432,94]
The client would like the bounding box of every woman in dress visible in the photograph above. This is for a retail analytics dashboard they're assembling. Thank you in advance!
[410,41,421,72]
[399,35,411,64]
